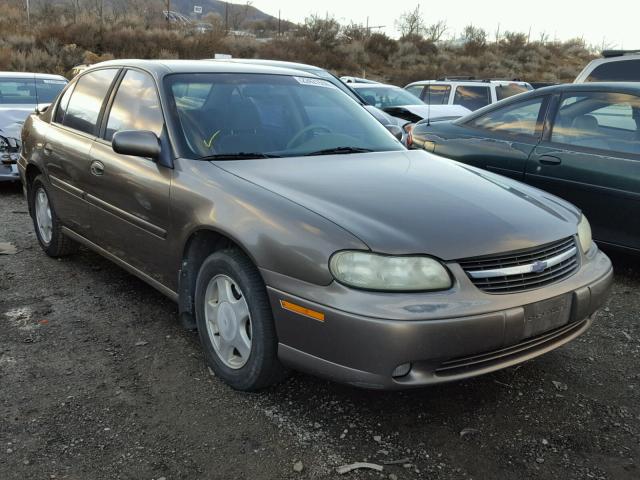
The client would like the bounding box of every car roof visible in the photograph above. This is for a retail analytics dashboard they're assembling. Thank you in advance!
[533,82,640,95]
[405,79,530,87]
[83,59,319,79]
[0,72,67,80]
[207,58,325,73]
[350,83,401,89]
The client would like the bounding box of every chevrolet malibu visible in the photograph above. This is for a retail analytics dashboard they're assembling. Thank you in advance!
[19,60,613,391]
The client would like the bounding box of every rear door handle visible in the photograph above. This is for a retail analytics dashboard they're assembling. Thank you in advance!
[539,155,561,165]
[43,143,53,155]
[90,160,105,176]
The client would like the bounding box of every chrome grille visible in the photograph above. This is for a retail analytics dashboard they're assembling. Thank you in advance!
[458,237,579,293]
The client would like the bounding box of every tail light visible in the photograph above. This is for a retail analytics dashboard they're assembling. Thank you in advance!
[403,123,415,147]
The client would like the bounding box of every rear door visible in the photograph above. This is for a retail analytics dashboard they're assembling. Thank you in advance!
[526,90,640,250]
[436,95,549,180]
[83,68,172,283]
[43,68,119,234]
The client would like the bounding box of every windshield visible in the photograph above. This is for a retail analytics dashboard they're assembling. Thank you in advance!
[0,77,67,105]
[354,86,425,108]
[165,73,404,159]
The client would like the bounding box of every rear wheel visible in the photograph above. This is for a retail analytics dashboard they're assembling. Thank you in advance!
[195,248,287,391]
[29,175,78,257]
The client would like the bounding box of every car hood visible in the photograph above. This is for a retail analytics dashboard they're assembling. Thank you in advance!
[384,104,471,122]
[0,106,34,139]
[214,150,580,260]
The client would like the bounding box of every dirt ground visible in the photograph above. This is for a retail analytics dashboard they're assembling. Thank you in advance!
[1,181,639,480]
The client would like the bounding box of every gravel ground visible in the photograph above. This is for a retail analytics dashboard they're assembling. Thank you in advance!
[1,181,639,480]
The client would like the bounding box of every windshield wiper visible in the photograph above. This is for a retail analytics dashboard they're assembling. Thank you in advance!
[199,152,282,160]
[303,147,373,156]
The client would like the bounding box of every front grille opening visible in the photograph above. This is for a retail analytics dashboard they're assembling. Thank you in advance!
[435,319,587,377]
[458,237,579,294]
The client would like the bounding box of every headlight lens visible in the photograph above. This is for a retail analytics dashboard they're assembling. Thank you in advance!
[577,214,592,253]
[329,251,452,291]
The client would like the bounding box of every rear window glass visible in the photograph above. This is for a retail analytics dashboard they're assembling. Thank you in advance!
[551,92,640,155]
[0,78,67,105]
[586,60,640,82]
[63,69,118,135]
[453,86,491,110]
[495,84,530,101]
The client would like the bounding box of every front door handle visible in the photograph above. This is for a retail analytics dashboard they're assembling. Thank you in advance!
[539,155,562,165]
[90,160,105,176]
[43,143,53,156]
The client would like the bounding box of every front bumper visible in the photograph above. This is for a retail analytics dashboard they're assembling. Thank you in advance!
[0,163,19,182]
[266,249,613,389]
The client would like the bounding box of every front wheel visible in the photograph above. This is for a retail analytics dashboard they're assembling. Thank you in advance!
[195,248,287,391]
[29,175,78,257]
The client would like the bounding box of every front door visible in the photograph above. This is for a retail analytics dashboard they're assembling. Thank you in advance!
[82,69,172,285]
[439,95,549,180]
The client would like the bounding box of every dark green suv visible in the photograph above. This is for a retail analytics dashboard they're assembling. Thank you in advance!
[411,83,640,253]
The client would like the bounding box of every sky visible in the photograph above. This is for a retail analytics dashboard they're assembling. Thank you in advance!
[250,0,638,49]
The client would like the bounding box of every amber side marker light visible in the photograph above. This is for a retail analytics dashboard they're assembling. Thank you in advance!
[279,300,325,322]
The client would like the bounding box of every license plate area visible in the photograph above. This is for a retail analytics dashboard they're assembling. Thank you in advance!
[523,293,572,338]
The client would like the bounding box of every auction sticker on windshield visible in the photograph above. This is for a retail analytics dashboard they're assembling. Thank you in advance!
[294,77,335,88]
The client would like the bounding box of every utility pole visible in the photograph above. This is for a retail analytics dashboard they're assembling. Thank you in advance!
[225,2,229,33]
[278,10,281,37]
[166,0,170,25]
[26,0,30,28]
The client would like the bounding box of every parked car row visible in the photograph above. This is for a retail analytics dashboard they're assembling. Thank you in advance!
[15,58,615,392]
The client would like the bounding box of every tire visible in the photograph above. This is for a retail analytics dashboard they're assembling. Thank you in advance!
[29,175,79,257]
[195,248,288,391]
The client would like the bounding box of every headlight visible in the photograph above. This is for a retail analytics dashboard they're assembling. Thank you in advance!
[329,251,452,291]
[577,214,592,253]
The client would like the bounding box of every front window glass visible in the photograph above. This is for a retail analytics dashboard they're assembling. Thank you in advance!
[453,86,491,110]
[165,73,404,158]
[551,91,640,155]
[354,86,423,108]
[466,97,545,137]
[0,78,67,105]
[105,70,164,141]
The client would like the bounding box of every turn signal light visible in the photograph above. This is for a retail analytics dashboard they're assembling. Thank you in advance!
[280,300,325,322]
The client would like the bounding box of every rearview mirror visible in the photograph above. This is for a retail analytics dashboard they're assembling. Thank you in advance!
[385,124,403,141]
[112,130,161,159]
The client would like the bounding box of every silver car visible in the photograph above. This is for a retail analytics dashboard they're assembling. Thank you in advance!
[0,72,67,182]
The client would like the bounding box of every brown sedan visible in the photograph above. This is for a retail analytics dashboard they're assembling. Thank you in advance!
[19,60,613,390]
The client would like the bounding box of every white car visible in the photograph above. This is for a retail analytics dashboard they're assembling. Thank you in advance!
[404,78,532,111]
[0,72,68,181]
[349,83,471,143]
[574,50,640,83]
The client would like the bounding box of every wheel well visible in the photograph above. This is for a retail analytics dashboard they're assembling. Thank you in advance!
[25,164,42,213]
[178,229,252,319]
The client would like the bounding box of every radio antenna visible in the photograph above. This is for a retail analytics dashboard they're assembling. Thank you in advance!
[427,82,432,126]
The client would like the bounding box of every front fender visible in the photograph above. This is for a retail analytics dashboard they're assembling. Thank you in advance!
[167,159,369,290]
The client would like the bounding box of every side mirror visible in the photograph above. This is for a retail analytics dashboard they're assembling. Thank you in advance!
[385,124,403,141]
[35,103,51,115]
[112,130,161,160]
